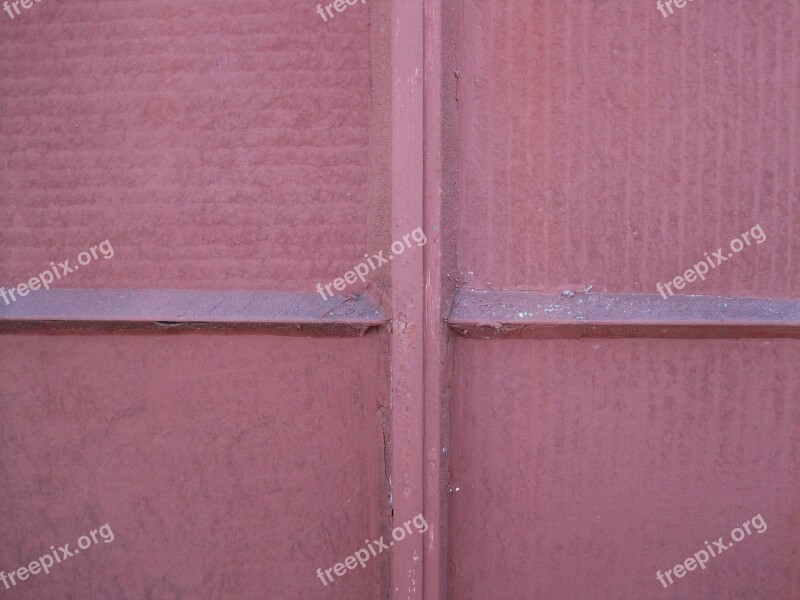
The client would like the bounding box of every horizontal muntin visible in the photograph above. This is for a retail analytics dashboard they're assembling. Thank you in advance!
[448,290,800,339]
[0,289,386,335]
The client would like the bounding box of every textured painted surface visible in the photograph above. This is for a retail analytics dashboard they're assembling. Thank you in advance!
[0,334,388,598]
[449,6,800,596]
[0,0,371,290]
[448,338,800,599]
[3,3,798,600]
[457,0,799,296]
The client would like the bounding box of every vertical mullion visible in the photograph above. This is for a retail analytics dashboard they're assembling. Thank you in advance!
[390,1,425,599]
[423,0,449,598]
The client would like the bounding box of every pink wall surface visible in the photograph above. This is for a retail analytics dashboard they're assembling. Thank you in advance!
[0,1,395,597]
[449,339,800,599]
[0,0,373,290]
[457,0,799,297]
[1,1,797,598]
[449,2,800,597]
[0,333,388,598]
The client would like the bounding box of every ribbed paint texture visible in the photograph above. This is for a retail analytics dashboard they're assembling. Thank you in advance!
[457,0,799,297]
[0,334,388,599]
[0,0,372,290]
[449,338,800,599]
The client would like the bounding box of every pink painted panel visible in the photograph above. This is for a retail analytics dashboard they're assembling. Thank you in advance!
[0,333,388,598]
[0,0,372,290]
[448,338,800,599]
[457,0,799,297]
